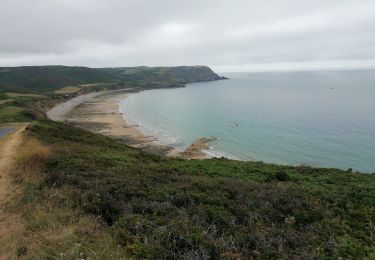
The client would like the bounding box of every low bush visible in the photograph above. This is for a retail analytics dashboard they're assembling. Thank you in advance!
[15,120,375,259]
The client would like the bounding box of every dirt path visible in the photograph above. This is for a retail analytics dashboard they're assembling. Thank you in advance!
[0,124,27,259]
[0,125,26,201]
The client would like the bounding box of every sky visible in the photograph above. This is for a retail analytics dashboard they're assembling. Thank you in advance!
[1,0,375,72]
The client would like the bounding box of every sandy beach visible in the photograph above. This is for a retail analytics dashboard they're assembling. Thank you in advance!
[47,89,211,159]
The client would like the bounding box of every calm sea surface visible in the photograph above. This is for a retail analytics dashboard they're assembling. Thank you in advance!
[120,70,375,173]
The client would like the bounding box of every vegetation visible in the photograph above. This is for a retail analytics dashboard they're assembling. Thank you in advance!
[54,86,83,94]
[1,66,373,258]
[0,65,224,94]
[100,66,226,89]
[0,106,36,123]
[0,66,113,93]
[12,120,375,259]
[0,92,8,99]
[0,66,224,124]
[0,93,44,123]
[5,92,45,98]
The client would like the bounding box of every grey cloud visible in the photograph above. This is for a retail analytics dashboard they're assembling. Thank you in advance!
[0,0,374,71]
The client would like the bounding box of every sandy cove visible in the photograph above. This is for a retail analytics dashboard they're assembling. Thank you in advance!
[48,89,212,159]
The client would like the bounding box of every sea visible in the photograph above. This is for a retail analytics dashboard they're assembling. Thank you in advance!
[120,70,375,173]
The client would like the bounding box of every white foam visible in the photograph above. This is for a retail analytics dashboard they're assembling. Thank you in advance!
[202,148,241,160]
[119,94,184,147]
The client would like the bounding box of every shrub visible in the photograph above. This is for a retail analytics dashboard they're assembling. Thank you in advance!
[275,170,290,181]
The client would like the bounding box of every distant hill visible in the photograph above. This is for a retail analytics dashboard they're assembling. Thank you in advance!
[0,66,113,93]
[0,65,225,93]
[99,66,225,86]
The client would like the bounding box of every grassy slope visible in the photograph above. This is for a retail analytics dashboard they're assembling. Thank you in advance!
[0,94,44,123]
[0,106,33,123]
[14,120,375,259]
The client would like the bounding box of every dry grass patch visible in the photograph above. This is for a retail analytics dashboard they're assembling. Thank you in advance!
[18,187,123,259]
[54,86,82,94]
[0,99,12,105]
[54,83,107,94]
[9,135,124,259]
[14,137,52,183]
[0,124,28,259]
[5,92,45,98]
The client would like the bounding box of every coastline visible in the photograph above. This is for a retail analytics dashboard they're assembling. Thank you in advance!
[47,89,212,159]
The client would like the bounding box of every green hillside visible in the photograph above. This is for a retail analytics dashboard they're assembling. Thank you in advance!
[0,66,114,93]
[99,66,226,87]
[12,120,375,259]
[0,65,225,93]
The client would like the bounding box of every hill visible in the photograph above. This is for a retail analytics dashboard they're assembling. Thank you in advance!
[99,66,226,88]
[7,119,375,259]
[0,66,113,93]
[0,65,225,124]
[0,65,225,93]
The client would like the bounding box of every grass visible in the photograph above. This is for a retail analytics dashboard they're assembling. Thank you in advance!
[0,91,63,124]
[0,93,47,124]
[5,93,46,98]
[11,120,375,259]
[0,106,34,123]
[54,86,82,94]
[0,100,12,105]
[54,83,111,94]
[0,66,114,93]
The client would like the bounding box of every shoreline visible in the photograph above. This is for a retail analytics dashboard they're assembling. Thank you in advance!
[47,89,212,159]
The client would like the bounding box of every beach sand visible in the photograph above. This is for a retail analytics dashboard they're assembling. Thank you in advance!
[50,89,210,159]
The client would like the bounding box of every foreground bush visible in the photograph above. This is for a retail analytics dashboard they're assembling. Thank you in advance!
[15,120,375,259]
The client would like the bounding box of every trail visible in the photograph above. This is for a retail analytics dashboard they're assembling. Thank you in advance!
[0,125,27,259]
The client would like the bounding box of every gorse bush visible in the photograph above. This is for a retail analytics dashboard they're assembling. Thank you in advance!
[275,170,290,181]
[17,120,375,259]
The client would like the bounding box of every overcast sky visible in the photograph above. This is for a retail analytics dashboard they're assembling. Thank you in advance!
[1,0,375,72]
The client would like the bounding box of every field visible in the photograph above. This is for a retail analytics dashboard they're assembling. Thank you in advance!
[0,106,34,123]
[54,86,83,94]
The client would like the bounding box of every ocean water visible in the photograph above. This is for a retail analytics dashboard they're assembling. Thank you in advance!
[120,70,375,173]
